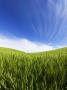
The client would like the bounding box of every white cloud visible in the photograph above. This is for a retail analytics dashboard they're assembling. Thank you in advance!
[0,36,54,53]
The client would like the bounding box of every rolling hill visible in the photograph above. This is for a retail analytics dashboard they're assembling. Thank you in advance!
[0,47,67,90]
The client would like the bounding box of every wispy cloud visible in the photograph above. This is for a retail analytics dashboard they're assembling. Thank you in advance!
[48,0,67,19]
[0,36,54,53]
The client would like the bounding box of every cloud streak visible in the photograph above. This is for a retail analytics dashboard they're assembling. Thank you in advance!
[47,0,67,41]
[48,0,67,19]
[0,36,54,53]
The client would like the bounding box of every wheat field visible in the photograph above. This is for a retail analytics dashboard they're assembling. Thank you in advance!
[0,47,67,90]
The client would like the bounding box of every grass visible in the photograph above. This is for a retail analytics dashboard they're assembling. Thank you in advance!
[0,47,67,90]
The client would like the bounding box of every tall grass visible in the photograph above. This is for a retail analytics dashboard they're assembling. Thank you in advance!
[0,48,67,90]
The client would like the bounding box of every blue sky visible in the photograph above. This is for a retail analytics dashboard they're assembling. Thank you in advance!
[0,0,67,52]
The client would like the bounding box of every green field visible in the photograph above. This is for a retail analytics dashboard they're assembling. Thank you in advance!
[0,47,67,90]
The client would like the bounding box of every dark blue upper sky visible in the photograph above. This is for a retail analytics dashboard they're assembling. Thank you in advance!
[0,0,67,46]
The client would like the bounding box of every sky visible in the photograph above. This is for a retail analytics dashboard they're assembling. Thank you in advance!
[0,0,67,52]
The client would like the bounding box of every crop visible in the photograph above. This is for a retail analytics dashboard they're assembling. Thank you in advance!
[0,47,67,90]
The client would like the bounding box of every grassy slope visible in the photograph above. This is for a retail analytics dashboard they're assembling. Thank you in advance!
[0,47,67,90]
